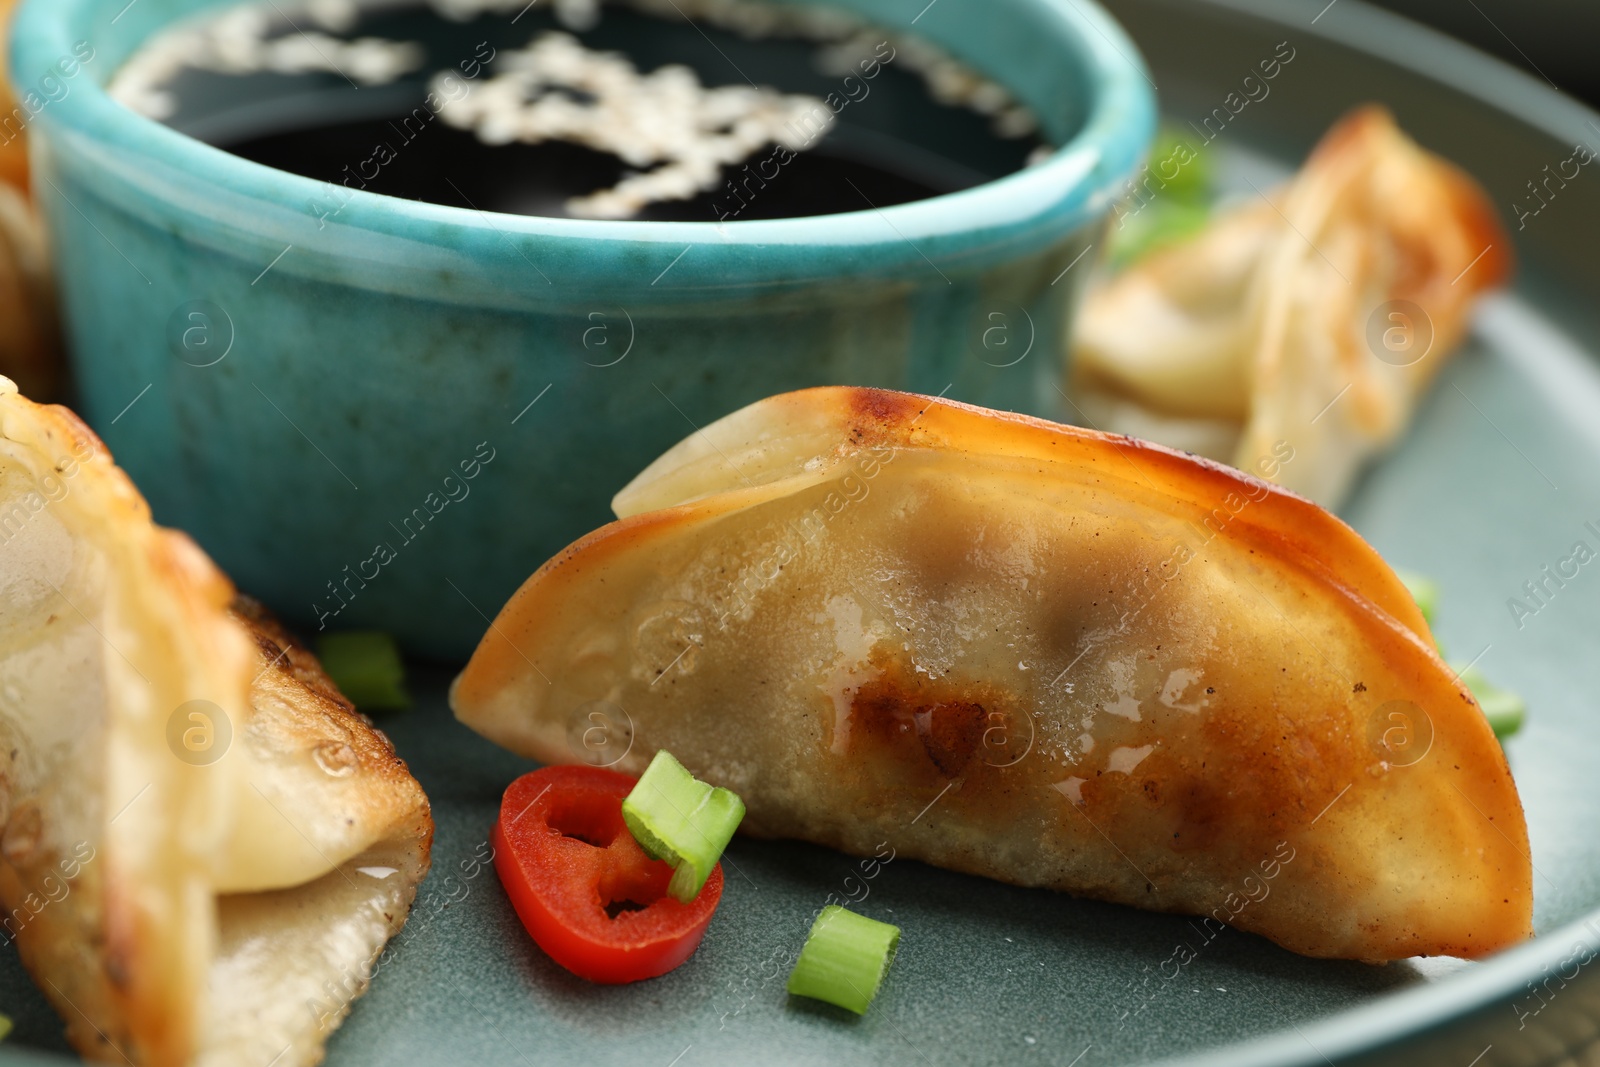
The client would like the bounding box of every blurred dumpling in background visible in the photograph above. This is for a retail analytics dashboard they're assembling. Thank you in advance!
[1072,106,1511,508]
[0,184,61,400]
[0,0,27,194]
[0,0,64,400]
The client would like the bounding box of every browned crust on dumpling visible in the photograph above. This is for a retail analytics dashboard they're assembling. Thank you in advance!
[229,594,433,871]
[231,594,356,715]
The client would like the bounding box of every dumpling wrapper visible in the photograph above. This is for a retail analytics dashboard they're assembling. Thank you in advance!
[0,378,432,1066]
[453,386,1531,962]
[1072,105,1511,508]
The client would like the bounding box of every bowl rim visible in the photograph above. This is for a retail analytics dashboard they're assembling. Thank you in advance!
[10,0,1155,266]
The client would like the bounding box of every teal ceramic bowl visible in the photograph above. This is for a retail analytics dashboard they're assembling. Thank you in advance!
[10,0,1154,657]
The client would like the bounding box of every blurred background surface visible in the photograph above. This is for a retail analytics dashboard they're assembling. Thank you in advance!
[1373,0,1598,106]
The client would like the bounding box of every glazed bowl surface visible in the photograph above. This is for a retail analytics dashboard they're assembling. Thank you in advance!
[10,0,1154,654]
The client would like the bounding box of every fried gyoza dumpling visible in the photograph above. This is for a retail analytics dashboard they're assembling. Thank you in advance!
[0,378,432,1066]
[453,386,1530,962]
[1073,106,1511,507]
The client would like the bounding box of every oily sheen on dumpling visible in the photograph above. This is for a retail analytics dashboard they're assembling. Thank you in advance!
[452,386,1530,961]
[0,378,431,1067]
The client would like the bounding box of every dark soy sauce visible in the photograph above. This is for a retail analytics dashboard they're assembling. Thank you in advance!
[147,3,1049,221]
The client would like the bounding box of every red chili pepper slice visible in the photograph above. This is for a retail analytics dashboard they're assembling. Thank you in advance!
[493,765,724,984]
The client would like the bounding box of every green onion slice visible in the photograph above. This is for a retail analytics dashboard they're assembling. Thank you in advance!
[622,750,745,903]
[786,905,900,1015]
[1392,569,1526,740]
[1151,125,1213,203]
[316,631,410,711]
[1105,199,1211,269]
[1455,663,1527,740]
[1395,569,1441,628]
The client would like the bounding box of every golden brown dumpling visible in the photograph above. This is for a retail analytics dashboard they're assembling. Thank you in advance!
[1073,106,1511,507]
[0,378,431,1066]
[453,386,1530,962]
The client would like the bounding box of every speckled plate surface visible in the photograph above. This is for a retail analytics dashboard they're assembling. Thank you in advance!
[7,0,1600,1063]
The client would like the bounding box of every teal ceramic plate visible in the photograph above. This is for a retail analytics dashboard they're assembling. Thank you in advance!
[7,0,1600,1064]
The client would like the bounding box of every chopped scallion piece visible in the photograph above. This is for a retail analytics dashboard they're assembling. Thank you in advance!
[315,631,409,711]
[1105,200,1211,269]
[1391,569,1526,739]
[786,905,900,1015]
[622,750,745,903]
[1455,663,1527,740]
[1105,125,1213,269]
[1150,125,1212,202]
[1396,569,1441,627]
